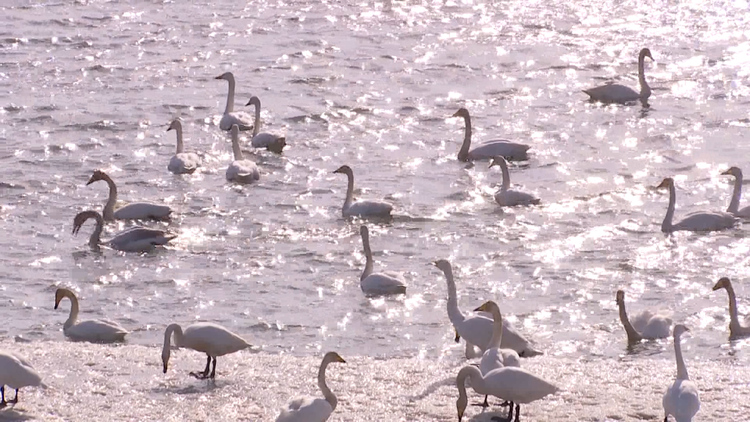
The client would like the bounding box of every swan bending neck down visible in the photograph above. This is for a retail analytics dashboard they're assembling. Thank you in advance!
[86,170,172,221]
[72,210,176,252]
[54,288,128,342]
[275,352,346,422]
[712,277,750,338]
[332,165,393,218]
[226,124,260,184]
[245,96,287,153]
[452,108,530,162]
[721,166,750,218]
[615,290,672,345]
[489,157,540,207]
[167,119,201,174]
[662,325,700,422]
[162,322,251,379]
[583,48,653,106]
[656,177,738,233]
[0,351,45,407]
[215,72,253,131]
[359,225,406,296]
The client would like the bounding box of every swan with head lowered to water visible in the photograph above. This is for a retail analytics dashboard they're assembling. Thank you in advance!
[0,351,45,408]
[712,277,750,338]
[226,124,260,184]
[583,48,653,106]
[452,108,530,162]
[215,71,254,131]
[615,290,672,345]
[332,165,393,218]
[275,352,346,422]
[245,96,286,153]
[162,322,251,379]
[656,177,737,233]
[489,157,540,207]
[662,324,700,422]
[54,288,129,343]
[72,210,176,252]
[358,225,406,296]
[166,119,201,175]
[86,170,172,221]
[721,166,750,218]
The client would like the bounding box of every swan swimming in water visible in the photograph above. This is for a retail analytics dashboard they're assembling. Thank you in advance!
[432,259,542,358]
[215,72,254,131]
[226,124,260,184]
[162,322,251,379]
[656,177,738,233]
[0,351,45,408]
[166,119,201,174]
[712,277,750,338]
[583,48,653,106]
[721,167,750,218]
[72,210,176,252]
[489,157,540,207]
[616,290,672,345]
[662,324,700,422]
[54,288,129,343]
[245,96,287,153]
[452,108,530,162]
[275,352,346,422]
[332,165,393,218]
[358,225,406,296]
[86,170,172,221]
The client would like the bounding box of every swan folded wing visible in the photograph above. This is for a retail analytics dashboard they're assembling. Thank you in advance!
[734,206,750,218]
[345,200,393,218]
[663,379,700,421]
[276,397,332,422]
[583,84,640,104]
[67,319,128,341]
[184,324,249,356]
[479,348,507,375]
[456,313,493,351]
[169,153,200,174]
[252,132,286,149]
[361,273,406,296]
[109,227,175,252]
[631,310,672,339]
[495,190,540,207]
[485,367,558,403]
[219,112,254,131]
[673,211,738,231]
[113,202,172,220]
[227,160,260,184]
[469,141,530,162]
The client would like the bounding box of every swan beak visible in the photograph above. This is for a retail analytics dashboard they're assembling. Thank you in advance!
[712,281,723,291]
[214,75,223,80]
[457,409,464,422]
[85,177,95,186]
[454,330,461,343]
[655,179,669,189]
[721,169,732,176]
[451,111,461,118]
[162,362,168,373]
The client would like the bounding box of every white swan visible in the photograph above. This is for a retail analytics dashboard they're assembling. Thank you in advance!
[656,177,738,233]
[662,325,700,422]
[616,290,672,344]
[432,259,542,358]
[721,167,750,218]
[226,124,260,184]
[86,170,172,221]
[72,210,176,252]
[474,300,521,409]
[245,96,287,153]
[452,108,530,162]
[162,322,251,379]
[54,288,128,343]
[489,157,540,207]
[0,351,44,408]
[358,225,406,296]
[215,72,254,131]
[275,352,346,422]
[583,48,653,106]
[332,165,393,218]
[456,365,558,422]
[166,119,201,175]
[712,277,750,338]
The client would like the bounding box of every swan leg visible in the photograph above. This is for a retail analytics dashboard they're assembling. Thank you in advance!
[189,355,212,379]
[0,386,6,408]
[209,356,217,379]
[513,403,520,422]
[472,395,490,407]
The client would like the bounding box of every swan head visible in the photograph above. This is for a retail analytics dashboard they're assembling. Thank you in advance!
[673,324,689,338]
[333,165,353,176]
[86,169,108,186]
[712,277,732,291]
[214,72,234,81]
[162,348,170,374]
[615,289,625,305]
[639,48,653,61]
[167,119,182,132]
[457,394,467,422]
[245,96,261,108]
[72,211,99,236]
[655,177,673,190]
[432,259,452,273]
[721,166,742,178]
[489,156,508,169]
[452,108,470,119]
[473,300,499,314]
[54,288,72,309]
[322,351,346,365]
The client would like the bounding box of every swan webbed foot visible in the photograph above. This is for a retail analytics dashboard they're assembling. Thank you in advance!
[189,354,213,379]
[189,371,210,380]
[471,395,490,407]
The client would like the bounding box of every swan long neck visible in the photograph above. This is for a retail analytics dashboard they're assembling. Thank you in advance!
[442,265,465,325]
[89,212,104,246]
[63,293,80,330]
[674,334,689,380]
[174,124,184,154]
[224,75,236,114]
[723,285,742,331]
[231,131,243,160]
[343,171,354,210]
[318,358,337,411]
[361,231,373,281]
[617,300,642,343]
[252,102,261,137]
[499,160,511,192]
[457,366,482,404]
[662,182,676,233]
[728,175,742,214]
[458,114,472,161]
[638,53,651,99]
[162,323,183,366]
[102,174,118,221]
[487,306,504,349]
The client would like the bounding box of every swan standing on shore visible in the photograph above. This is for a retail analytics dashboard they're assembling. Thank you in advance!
[72,210,176,252]
[86,170,172,221]
[656,177,737,233]
[0,351,45,408]
[452,108,530,162]
[456,365,558,422]
[615,290,672,345]
[489,157,540,207]
[721,167,750,218]
[215,72,253,131]
[712,277,750,338]
[583,48,653,106]
[245,96,286,153]
[662,325,700,422]
[358,225,406,296]
[166,119,201,174]
[332,165,393,218]
[474,300,521,410]
[432,259,542,358]
[54,288,129,342]
[162,322,251,379]
[226,124,260,184]
[275,352,346,422]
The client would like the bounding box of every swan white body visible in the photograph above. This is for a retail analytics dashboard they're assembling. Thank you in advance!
[656,177,738,233]
[712,277,750,338]
[662,325,700,422]
[72,210,176,252]
[162,322,251,379]
[245,96,286,153]
[584,48,653,106]
[433,259,542,358]
[453,108,530,162]
[54,288,128,342]
[332,165,393,218]
[215,72,254,131]
[359,225,406,296]
[456,365,558,422]
[275,352,346,422]
[0,351,44,406]
[167,119,201,174]
[474,300,521,408]
[226,124,260,184]
[722,167,750,218]
[616,290,672,344]
[86,170,172,221]
[489,157,540,207]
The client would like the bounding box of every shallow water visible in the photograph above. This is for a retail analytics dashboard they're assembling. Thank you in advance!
[2,0,750,420]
